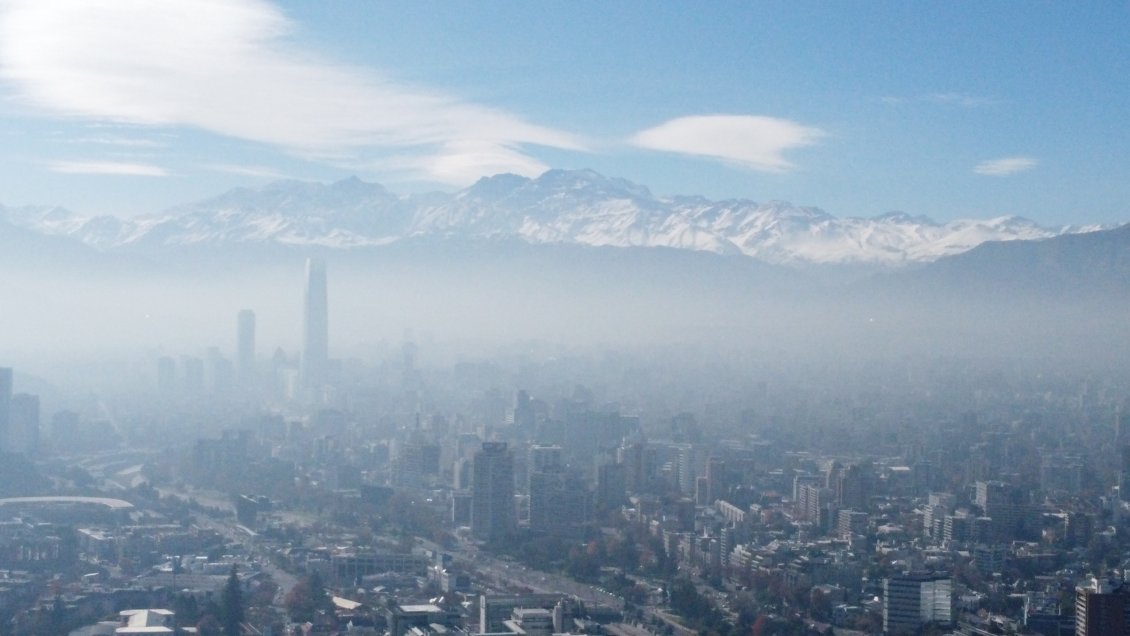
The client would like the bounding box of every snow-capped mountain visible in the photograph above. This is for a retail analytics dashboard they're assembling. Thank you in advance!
[0,170,1105,266]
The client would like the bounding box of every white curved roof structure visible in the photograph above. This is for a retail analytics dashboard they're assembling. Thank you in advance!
[0,496,134,510]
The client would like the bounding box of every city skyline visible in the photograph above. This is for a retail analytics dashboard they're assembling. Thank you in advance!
[1,2,1129,634]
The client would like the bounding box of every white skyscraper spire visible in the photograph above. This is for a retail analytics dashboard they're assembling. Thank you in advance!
[301,257,328,387]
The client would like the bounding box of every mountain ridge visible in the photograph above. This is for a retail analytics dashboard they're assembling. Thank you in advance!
[0,169,1111,267]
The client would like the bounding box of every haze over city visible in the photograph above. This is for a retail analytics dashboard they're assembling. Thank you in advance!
[0,2,1128,636]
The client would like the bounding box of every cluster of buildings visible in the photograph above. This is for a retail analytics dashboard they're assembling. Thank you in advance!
[154,257,328,403]
[155,371,1130,635]
[7,257,1130,636]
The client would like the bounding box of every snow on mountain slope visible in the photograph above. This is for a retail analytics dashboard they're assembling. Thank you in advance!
[0,170,1104,266]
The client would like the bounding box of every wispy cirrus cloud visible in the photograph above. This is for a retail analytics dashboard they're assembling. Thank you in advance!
[47,160,170,176]
[0,0,584,184]
[630,115,823,173]
[63,135,168,148]
[974,156,1037,176]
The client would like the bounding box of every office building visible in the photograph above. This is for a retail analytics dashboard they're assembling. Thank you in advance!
[237,309,255,384]
[386,602,455,636]
[528,467,591,537]
[618,440,646,493]
[837,463,870,510]
[391,433,440,488]
[472,442,515,541]
[301,257,329,388]
[797,482,835,531]
[705,456,726,504]
[837,509,869,538]
[975,480,1026,541]
[883,572,952,634]
[676,444,704,495]
[595,462,627,510]
[452,492,472,525]
[1075,577,1130,635]
[528,444,563,476]
[478,594,573,633]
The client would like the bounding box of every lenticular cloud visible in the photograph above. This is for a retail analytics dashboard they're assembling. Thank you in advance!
[0,0,581,183]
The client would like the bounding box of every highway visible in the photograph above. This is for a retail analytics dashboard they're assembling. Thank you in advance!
[423,539,701,636]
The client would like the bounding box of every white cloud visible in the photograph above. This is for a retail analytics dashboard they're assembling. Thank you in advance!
[974,156,1037,176]
[382,140,552,186]
[629,115,823,173]
[64,135,167,148]
[0,0,583,184]
[47,160,169,176]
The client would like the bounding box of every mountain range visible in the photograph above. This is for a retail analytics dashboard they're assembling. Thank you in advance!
[2,168,1129,362]
[0,169,1108,267]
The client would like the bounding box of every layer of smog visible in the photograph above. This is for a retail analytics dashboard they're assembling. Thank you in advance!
[0,3,1127,635]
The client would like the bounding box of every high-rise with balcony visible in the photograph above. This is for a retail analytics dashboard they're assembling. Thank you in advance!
[1075,576,1130,636]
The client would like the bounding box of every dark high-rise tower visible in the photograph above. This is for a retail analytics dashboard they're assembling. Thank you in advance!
[237,309,256,385]
[1075,577,1130,636]
[471,442,515,541]
[301,257,329,387]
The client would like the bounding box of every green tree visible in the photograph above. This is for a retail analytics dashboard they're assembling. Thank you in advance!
[173,593,200,625]
[197,614,223,636]
[221,565,244,636]
[285,572,330,623]
[566,543,601,582]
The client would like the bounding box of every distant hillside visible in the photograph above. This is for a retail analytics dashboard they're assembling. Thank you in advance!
[892,223,1130,298]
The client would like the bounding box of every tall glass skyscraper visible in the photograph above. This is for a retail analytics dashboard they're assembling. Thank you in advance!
[301,257,328,388]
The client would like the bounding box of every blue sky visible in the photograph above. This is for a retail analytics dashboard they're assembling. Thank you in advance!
[0,0,1126,224]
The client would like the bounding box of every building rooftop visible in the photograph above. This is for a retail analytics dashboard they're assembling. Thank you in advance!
[0,496,134,510]
[401,604,445,614]
[333,596,364,611]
